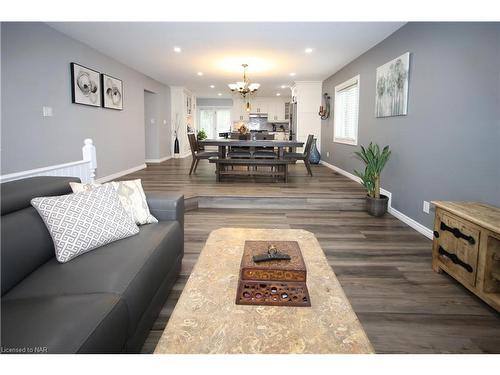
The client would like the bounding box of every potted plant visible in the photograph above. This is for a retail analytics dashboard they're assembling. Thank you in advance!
[354,143,391,217]
[197,129,207,141]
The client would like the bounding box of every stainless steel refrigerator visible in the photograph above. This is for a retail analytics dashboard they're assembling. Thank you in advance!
[289,101,297,141]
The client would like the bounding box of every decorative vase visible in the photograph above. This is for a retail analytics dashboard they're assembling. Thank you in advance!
[174,136,179,155]
[366,195,389,217]
[309,138,321,164]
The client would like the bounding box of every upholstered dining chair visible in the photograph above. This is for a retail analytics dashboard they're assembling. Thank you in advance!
[253,133,277,159]
[284,134,314,176]
[188,133,218,175]
[227,132,251,158]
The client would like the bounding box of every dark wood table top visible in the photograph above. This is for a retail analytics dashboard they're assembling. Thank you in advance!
[199,138,304,147]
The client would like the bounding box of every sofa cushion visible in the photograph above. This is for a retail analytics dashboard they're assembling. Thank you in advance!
[1,176,80,215]
[1,177,79,295]
[1,293,128,354]
[31,184,140,263]
[4,221,183,336]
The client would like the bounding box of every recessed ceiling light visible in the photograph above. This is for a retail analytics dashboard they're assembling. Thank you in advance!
[304,48,313,54]
[173,47,181,53]
[276,93,281,96]
[197,72,204,76]
[217,93,222,96]
[209,85,215,88]
[280,85,287,89]
[289,72,296,77]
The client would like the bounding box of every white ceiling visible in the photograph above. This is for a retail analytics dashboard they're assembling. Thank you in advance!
[48,22,404,98]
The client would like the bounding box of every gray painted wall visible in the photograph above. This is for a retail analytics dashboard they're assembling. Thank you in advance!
[1,22,171,178]
[144,91,159,160]
[321,22,500,230]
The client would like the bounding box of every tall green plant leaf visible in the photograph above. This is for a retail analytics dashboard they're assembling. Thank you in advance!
[353,142,391,198]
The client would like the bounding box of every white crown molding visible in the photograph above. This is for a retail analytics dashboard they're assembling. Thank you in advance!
[320,160,433,240]
[96,164,147,183]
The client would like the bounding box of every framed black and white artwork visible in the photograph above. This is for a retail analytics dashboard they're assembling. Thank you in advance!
[101,74,123,110]
[375,52,410,117]
[70,63,101,107]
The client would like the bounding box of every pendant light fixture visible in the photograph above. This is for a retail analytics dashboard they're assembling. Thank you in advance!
[228,64,260,112]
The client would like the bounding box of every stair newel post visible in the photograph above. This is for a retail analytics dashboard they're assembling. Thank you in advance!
[82,138,97,183]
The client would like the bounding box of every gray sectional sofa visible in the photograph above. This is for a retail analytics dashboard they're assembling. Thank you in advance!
[1,176,184,353]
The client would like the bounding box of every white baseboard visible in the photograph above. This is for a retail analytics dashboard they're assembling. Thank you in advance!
[96,164,147,183]
[388,205,433,239]
[173,151,191,159]
[320,160,362,184]
[320,160,433,240]
[145,156,172,163]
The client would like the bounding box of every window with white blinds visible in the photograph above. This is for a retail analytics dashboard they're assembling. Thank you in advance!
[334,75,360,145]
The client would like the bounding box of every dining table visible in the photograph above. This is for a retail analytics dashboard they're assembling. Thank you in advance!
[199,138,304,159]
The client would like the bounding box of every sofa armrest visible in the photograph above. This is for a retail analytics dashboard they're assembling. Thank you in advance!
[146,192,184,228]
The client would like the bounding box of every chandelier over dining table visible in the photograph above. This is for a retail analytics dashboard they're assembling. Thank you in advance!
[228,64,260,112]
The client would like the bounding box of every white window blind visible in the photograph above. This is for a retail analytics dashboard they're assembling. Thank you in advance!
[334,76,359,145]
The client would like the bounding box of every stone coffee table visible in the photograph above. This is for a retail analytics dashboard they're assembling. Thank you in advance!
[154,228,373,354]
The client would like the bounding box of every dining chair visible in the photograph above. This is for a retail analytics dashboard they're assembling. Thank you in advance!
[284,134,314,176]
[188,133,218,175]
[253,133,277,159]
[227,132,251,158]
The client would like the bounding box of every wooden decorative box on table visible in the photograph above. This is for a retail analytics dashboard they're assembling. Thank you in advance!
[236,241,311,307]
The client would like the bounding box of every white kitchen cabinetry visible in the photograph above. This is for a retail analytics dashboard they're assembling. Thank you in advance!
[231,98,250,122]
[267,98,288,122]
[171,86,196,157]
[230,96,291,122]
[250,98,268,114]
[291,81,322,152]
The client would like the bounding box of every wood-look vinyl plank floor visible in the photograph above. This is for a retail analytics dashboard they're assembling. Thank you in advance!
[119,158,500,354]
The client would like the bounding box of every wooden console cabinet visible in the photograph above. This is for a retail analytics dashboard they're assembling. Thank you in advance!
[432,201,500,311]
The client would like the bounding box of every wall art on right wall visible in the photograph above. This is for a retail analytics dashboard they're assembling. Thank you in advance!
[375,52,410,117]
[101,74,123,110]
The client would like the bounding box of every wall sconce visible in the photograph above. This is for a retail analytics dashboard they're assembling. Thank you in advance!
[318,93,331,120]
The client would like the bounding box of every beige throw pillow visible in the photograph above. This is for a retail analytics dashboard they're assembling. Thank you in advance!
[70,179,158,225]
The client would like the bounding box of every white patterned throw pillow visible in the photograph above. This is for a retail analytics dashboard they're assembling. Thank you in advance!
[31,184,139,263]
[69,179,158,225]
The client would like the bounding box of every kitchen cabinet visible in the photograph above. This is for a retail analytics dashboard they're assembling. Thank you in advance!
[250,98,268,114]
[171,86,196,157]
[231,98,250,122]
[291,81,322,152]
[268,98,288,122]
[231,96,291,122]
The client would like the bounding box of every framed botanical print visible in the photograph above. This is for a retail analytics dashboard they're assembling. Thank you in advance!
[101,74,123,110]
[70,63,101,107]
[375,52,410,117]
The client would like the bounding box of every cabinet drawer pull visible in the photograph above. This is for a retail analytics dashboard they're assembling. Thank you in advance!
[433,231,440,238]
[440,222,476,245]
[438,246,473,273]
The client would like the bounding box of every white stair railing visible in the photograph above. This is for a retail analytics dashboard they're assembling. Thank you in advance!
[0,139,97,183]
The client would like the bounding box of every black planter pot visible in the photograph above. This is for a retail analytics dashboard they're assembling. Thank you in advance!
[366,194,389,217]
